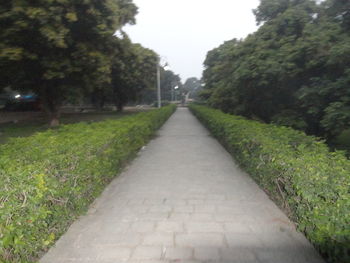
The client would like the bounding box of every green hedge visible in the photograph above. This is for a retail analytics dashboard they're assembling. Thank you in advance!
[189,104,350,263]
[0,105,176,263]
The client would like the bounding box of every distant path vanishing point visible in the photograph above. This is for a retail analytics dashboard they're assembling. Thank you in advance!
[41,107,325,263]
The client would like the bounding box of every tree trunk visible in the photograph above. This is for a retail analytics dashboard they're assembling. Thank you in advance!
[49,110,61,127]
[50,117,60,127]
[91,89,105,111]
[116,100,124,112]
[42,87,62,127]
[113,91,125,112]
[98,96,105,111]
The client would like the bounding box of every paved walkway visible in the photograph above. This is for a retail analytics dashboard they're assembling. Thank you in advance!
[41,108,325,263]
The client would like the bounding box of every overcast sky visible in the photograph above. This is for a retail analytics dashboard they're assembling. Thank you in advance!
[125,0,260,82]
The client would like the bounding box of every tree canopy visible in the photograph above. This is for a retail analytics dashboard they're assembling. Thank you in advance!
[0,0,158,125]
[202,0,350,139]
[160,70,182,102]
[110,35,158,111]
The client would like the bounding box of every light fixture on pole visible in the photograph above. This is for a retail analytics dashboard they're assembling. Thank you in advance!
[156,57,170,108]
[174,85,179,101]
[157,59,161,108]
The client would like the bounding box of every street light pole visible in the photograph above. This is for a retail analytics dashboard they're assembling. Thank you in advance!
[171,86,174,102]
[174,85,179,102]
[157,57,170,108]
[157,60,161,108]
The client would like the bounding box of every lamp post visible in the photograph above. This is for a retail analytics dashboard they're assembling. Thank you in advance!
[173,86,179,102]
[157,60,161,108]
[157,57,170,108]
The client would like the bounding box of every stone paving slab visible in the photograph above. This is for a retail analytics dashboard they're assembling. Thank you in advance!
[40,108,325,263]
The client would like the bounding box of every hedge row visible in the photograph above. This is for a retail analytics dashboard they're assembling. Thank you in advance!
[0,104,176,263]
[189,104,350,263]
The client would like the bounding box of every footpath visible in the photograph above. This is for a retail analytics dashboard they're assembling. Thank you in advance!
[41,107,325,263]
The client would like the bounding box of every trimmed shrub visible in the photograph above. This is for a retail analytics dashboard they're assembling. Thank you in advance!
[0,105,176,263]
[189,104,350,263]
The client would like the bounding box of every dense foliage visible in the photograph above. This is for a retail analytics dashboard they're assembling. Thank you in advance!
[0,105,176,263]
[202,0,350,140]
[160,69,182,102]
[110,36,158,111]
[0,0,160,125]
[190,104,350,263]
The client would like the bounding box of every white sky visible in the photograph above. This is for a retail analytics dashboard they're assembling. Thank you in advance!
[125,0,260,82]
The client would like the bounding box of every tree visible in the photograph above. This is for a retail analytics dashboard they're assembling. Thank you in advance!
[253,0,316,24]
[110,35,158,111]
[253,0,290,24]
[160,70,182,102]
[0,0,137,126]
[202,0,350,139]
[324,0,350,30]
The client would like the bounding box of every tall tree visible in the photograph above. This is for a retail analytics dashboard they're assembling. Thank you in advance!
[110,35,158,111]
[202,0,350,139]
[0,0,137,126]
[160,70,182,102]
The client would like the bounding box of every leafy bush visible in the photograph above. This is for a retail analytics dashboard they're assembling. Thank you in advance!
[189,104,350,263]
[331,129,350,157]
[0,105,176,263]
